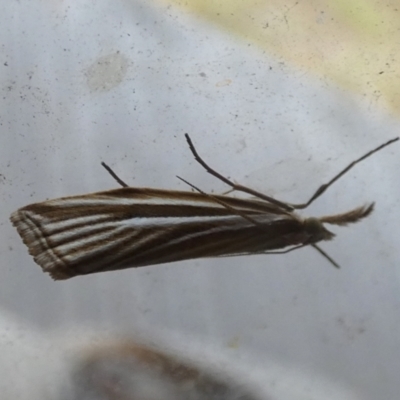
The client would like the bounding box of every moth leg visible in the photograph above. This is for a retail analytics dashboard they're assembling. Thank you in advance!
[311,244,340,269]
[185,133,293,211]
[101,162,129,188]
[221,188,235,195]
[291,137,399,209]
[261,244,340,269]
[264,244,340,269]
[176,175,261,225]
[220,179,242,195]
[214,244,307,259]
[219,244,340,269]
[258,244,306,254]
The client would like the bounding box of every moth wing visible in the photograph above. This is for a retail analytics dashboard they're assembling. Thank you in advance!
[11,188,301,279]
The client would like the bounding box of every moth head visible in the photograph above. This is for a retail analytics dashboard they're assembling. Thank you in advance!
[303,217,335,243]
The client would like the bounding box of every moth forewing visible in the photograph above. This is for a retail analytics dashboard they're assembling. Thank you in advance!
[10,135,398,280]
[10,188,300,280]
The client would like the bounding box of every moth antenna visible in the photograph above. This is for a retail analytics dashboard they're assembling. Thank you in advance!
[101,162,129,188]
[292,137,399,209]
[319,203,374,226]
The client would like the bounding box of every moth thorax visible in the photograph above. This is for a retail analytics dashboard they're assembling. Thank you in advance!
[303,217,335,243]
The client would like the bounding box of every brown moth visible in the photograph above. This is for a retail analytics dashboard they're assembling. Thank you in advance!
[10,135,398,280]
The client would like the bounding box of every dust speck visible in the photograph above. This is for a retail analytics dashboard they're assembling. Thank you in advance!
[85,51,130,92]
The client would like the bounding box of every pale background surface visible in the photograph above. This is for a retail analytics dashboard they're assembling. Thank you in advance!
[1,1,400,399]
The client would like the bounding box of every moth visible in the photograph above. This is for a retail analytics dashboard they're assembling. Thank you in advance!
[10,135,398,280]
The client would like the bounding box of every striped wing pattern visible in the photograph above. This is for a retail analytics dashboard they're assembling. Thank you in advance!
[10,188,307,279]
